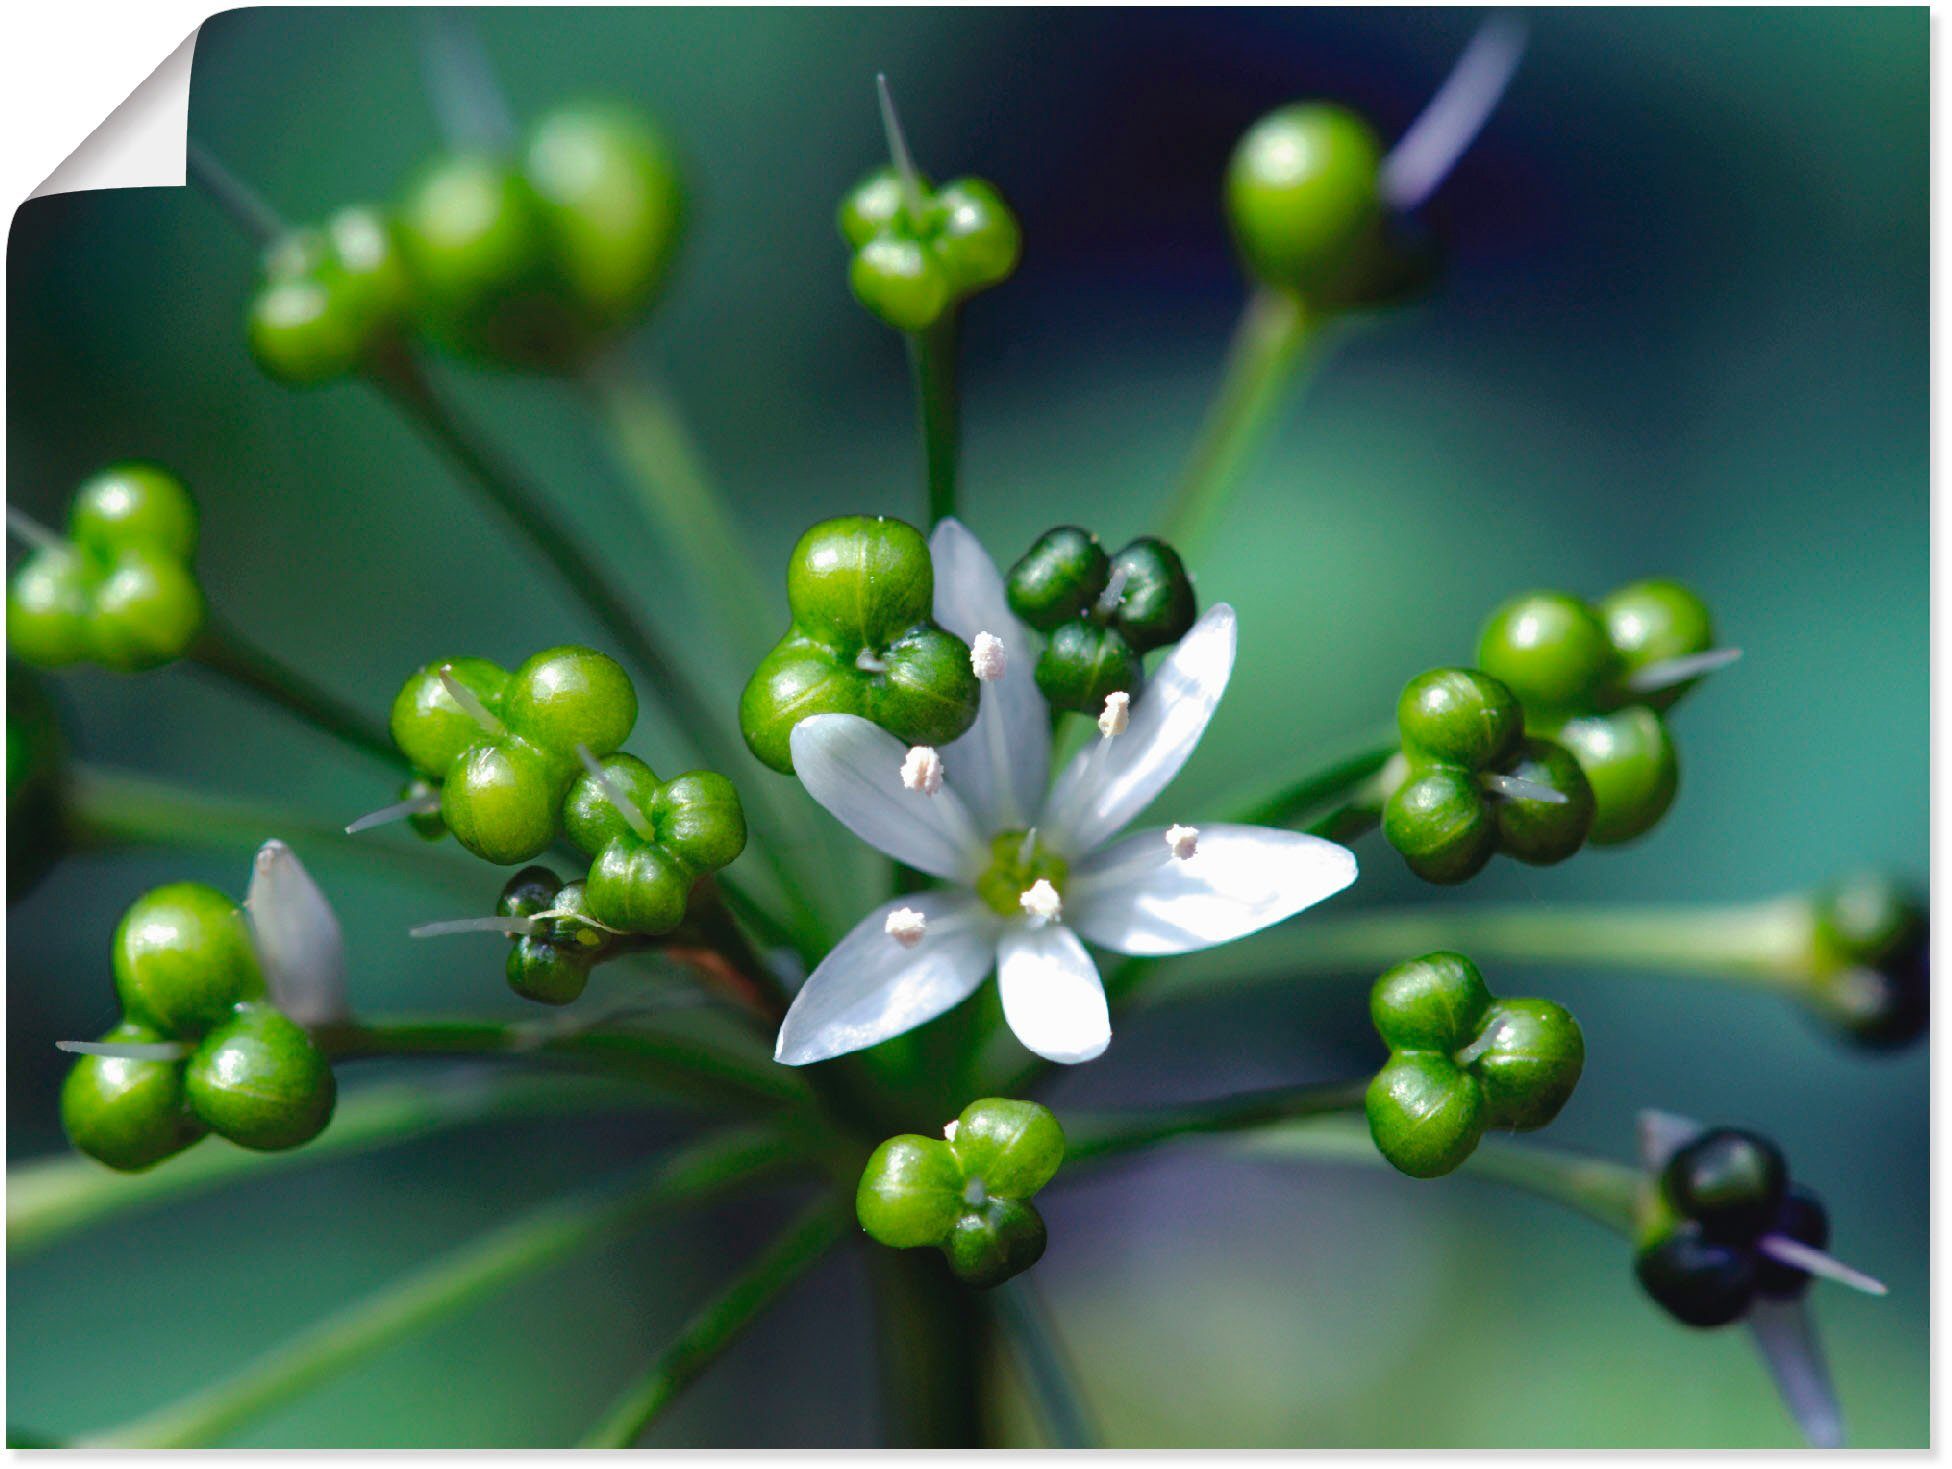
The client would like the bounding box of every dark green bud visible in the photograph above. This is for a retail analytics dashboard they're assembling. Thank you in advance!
[946,1197,1048,1289]
[1225,103,1384,299]
[1383,766,1494,885]
[1635,1226,1758,1328]
[1396,667,1522,769]
[743,516,977,773]
[1807,872,1928,1049]
[1106,538,1198,653]
[113,882,265,1037]
[1477,591,1618,715]
[1491,736,1596,865]
[60,1021,205,1172]
[1599,578,1714,711]
[1469,998,1585,1130]
[1365,1052,1484,1179]
[500,871,610,1006]
[1661,1128,1788,1245]
[1552,706,1678,846]
[1005,527,1110,631]
[1035,621,1143,715]
[1369,950,1492,1053]
[184,1004,336,1150]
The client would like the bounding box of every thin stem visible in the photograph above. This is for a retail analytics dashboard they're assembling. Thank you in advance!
[868,1248,989,1447]
[990,1279,1101,1449]
[1158,286,1317,556]
[681,877,796,1025]
[185,140,286,247]
[8,1075,641,1259]
[1226,737,1399,828]
[909,315,961,526]
[186,614,401,771]
[1066,1077,1370,1163]
[77,1128,798,1448]
[1232,1115,1641,1233]
[578,1200,843,1447]
[417,10,516,152]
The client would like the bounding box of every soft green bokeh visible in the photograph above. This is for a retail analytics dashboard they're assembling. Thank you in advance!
[7,7,1924,1447]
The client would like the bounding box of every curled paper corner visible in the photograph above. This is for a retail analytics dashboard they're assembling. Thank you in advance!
[31,29,199,200]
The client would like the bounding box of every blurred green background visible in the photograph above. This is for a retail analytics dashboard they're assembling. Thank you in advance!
[7,5,1926,1448]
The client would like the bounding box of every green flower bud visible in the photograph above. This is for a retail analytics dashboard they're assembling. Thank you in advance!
[524,102,684,332]
[1005,527,1110,631]
[1552,706,1678,845]
[837,166,1021,333]
[837,167,912,248]
[1491,736,1596,865]
[1383,766,1495,885]
[564,754,746,934]
[742,517,978,773]
[1634,1226,1758,1328]
[248,207,411,385]
[60,1021,205,1172]
[442,740,569,866]
[1477,591,1618,715]
[1035,622,1143,715]
[1806,872,1928,1049]
[503,645,639,758]
[1661,1128,1787,1245]
[946,1097,1066,1200]
[113,882,265,1037]
[6,464,205,672]
[1225,103,1384,298]
[1396,668,1522,769]
[1106,538,1199,653]
[849,235,954,333]
[1598,578,1714,711]
[499,868,610,1005]
[928,179,1022,293]
[857,1134,966,1249]
[184,1003,336,1151]
[8,666,69,901]
[390,657,512,774]
[1366,954,1584,1177]
[947,1197,1048,1289]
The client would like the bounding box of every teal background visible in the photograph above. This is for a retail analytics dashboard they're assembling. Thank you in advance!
[7,5,1927,1448]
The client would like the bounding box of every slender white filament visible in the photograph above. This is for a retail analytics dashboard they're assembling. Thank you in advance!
[1380,14,1528,211]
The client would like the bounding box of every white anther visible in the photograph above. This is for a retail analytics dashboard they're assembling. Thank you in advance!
[901,745,944,795]
[1019,878,1063,926]
[942,1119,960,1142]
[885,906,929,949]
[970,631,1007,682]
[1166,824,1201,861]
[1097,691,1131,739]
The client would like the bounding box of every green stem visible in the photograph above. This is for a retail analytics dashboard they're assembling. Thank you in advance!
[1066,1077,1370,1163]
[186,614,399,771]
[9,1075,643,1259]
[1158,286,1317,556]
[869,1248,989,1446]
[582,356,777,664]
[314,1014,805,1112]
[578,1200,843,1447]
[1232,1114,1641,1234]
[989,1279,1100,1449]
[77,1128,798,1449]
[909,315,960,526]
[1227,737,1398,827]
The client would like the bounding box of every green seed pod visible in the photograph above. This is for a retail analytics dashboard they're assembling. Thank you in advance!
[440,739,569,866]
[1396,668,1522,770]
[1756,1188,1829,1300]
[248,208,411,385]
[390,657,512,775]
[113,882,266,1037]
[1383,766,1494,885]
[184,1003,336,1150]
[947,1098,1065,1201]
[498,867,608,1005]
[6,548,94,667]
[1553,706,1678,845]
[1806,872,1928,1048]
[1005,527,1110,631]
[60,1021,205,1172]
[743,516,978,773]
[563,756,745,934]
[1369,951,1492,1053]
[837,165,1021,332]
[1469,997,1585,1130]
[71,462,200,561]
[849,235,954,333]
[1034,621,1143,715]
[947,1197,1049,1289]
[929,178,1022,292]
[856,1134,965,1249]
[1661,1128,1788,1245]
[1599,578,1714,711]
[1491,736,1596,865]
[1477,591,1618,715]
[524,102,684,332]
[1634,1226,1758,1328]
[7,667,69,900]
[837,167,912,248]
[1225,103,1384,298]
[85,546,205,672]
[1107,538,1198,653]
[502,645,638,759]
[1365,1052,1484,1179]
[500,864,564,921]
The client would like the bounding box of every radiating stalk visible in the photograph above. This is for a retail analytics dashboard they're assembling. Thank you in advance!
[186,614,401,771]
[909,315,961,526]
[1226,736,1399,828]
[1066,1078,1370,1163]
[1158,286,1317,556]
[869,1247,989,1447]
[77,1129,797,1449]
[9,1075,642,1259]
[990,1279,1100,1448]
[578,1200,843,1446]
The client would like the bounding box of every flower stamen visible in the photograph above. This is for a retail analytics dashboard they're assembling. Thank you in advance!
[970,630,1006,681]
[1098,690,1131,739]
[901,745,944,795]
[1166,823,1200,860]
[1019,878,1063,926]
[884,906,928,948]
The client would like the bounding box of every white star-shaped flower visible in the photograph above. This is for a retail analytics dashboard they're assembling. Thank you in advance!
[772,518,1358,1068]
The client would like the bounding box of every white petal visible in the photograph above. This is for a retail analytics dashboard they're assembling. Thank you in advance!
[790,714,986,880]
[930,518,1050,831]
[1748,1297,1844,1449]
[996,923,1109,1064]
[246,840,347,1026]
[1067,824,1358,956]
[1042,604,1237,855]
[774,892,998,1065]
